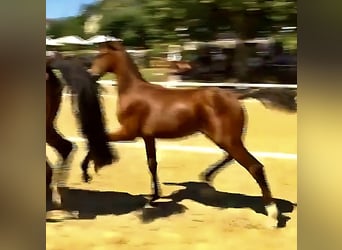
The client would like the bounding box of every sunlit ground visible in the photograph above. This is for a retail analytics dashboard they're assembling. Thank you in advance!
[47,86,297,250]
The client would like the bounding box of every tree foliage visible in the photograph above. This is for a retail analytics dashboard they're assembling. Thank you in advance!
[47,16,86,38]
[47,0,297,47]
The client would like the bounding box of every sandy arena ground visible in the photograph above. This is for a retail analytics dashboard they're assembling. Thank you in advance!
[46,87,297,250]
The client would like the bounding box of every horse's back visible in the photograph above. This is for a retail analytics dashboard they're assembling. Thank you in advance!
[138,84,241,116]
[196,87,241,110]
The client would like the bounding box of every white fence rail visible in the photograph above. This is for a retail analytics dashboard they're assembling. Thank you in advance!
[97,79,297,89]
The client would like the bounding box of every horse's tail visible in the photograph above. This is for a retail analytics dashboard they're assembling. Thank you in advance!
[237,88,297,113]
[50,58,116,168]
[46,65,62,89]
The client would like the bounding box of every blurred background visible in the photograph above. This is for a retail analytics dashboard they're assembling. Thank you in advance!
[46,0,297,85]
[46,2,297,248]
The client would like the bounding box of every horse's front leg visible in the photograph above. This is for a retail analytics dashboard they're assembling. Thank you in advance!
[143,137,161,203]
[81,151,92,182]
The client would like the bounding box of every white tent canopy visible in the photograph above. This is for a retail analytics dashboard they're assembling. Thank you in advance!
[87,35,122,44]
[46,37,64,46]
[54,35,92,45]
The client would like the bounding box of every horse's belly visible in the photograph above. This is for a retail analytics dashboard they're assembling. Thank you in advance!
[142,109,199,138]
[150,124,197,138]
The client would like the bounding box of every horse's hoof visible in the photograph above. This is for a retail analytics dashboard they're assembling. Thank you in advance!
[148,200,159,207]
[199,171,212,183]
[52,193,62,208]
[82,174,92,183]
[149,194,160,205]
[266,217,279,229]
[265,203,279,229]
[46,210,78,222]
[151,196,159,202]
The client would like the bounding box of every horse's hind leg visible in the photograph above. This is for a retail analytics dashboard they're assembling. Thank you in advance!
[200,123,247,183]
[46,159,62,208]
[81,151,92,183]
[47,127,74,206]
[222,138,279,227]
[47,127,74,164]
[199,153,234,183]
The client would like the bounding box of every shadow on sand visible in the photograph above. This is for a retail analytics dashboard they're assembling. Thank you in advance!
[137,199,188,223]
[163,181,297,228]
[46,187,187,223]
[47,181,296,227]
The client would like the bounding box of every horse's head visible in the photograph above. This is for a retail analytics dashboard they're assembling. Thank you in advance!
[88,41,123,80]
[46,51,64,68]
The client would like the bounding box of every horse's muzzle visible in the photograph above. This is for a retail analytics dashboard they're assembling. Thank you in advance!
[87,69,102,82]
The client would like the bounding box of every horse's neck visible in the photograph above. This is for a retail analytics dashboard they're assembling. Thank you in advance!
[115,51,147,93]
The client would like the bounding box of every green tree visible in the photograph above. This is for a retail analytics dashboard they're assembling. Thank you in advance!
[100,5,147,46]
[46,20,65,38]
[211,0,296,80]
[47,16,85,38]
[47,0,296,79]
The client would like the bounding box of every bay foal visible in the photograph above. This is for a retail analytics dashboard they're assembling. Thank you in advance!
[82,41,296,227]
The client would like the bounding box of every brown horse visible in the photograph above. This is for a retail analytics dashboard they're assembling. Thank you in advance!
[46,54,117,207]
[82,41,296,227]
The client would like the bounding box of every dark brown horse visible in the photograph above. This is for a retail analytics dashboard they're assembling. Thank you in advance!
[82,41,296,227]
[46,53,117,207]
